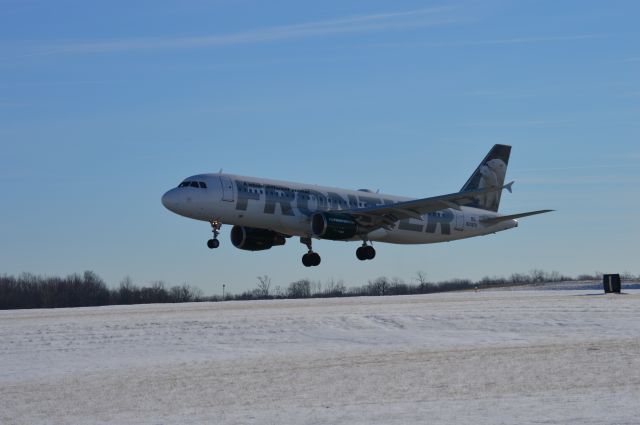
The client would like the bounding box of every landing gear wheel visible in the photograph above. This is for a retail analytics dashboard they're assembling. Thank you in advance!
[302,252,321,267]
[300,237,321,267]
[356,244,376,260]
[207,239,220,249]
[364,245,376,260]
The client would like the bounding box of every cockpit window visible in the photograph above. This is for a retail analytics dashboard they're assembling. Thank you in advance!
[178,181,208,189]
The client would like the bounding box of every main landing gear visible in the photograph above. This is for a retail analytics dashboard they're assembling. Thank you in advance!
[300,237,321,267]
[356,242,376,261]
[207,220,221,249]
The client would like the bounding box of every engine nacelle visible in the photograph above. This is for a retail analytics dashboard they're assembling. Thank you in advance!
[311,212,359,240]
[230,226,286,251]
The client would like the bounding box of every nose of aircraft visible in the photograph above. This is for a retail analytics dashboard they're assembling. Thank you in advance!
[161,189,178,212]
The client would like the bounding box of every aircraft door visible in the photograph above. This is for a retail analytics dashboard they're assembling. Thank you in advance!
[454,211,464,231]
[219,176,235,202]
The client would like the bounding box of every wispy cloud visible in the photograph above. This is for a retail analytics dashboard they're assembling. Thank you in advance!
[0,80,113,89]
[619,91,640,97]
[517,163,639,185]
[519,164,640,173]
[518,175,634,185]
[23,7,461,56]
[432,34,606,47]
[358,33,608,49]
[458,119,571,128]
[458,89,541,99]
[0,101,29,108]
[609,152,640,162]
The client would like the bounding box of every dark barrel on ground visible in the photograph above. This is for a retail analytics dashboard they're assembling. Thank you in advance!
[603,274,621,293]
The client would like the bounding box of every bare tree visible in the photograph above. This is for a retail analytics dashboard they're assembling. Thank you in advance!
[325,278,346,296]
[530,269,547,283]
[415,271,428,285]
[118,276,136,304]
[169,283,203,302]
[256,275,272,298]
[510,273,528,284]
[367,277,389,296]
[390,277,408,295]
[312,280,322,296]
[621,271,635,280]
[272,285,284,298]
[415,271,429,292]
[288,279,311,298]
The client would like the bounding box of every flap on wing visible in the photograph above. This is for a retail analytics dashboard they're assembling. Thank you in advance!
[479,209,554,225]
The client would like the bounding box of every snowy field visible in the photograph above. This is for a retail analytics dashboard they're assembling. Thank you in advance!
[2,289,640,425]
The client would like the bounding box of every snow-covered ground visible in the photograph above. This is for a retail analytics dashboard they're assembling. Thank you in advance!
[2,289,640,424]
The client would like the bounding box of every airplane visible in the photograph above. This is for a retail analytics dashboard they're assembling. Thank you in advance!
[161,144,552,267]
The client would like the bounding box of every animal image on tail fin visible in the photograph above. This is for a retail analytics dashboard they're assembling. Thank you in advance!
[460,144,511,212]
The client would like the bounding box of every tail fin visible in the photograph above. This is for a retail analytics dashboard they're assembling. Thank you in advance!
[460,144,511,212]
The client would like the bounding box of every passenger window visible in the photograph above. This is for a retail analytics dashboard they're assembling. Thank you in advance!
[199,182,207,189]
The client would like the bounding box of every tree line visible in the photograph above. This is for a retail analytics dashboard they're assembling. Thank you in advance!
[238,269,633,300]
[208,269,640,301]
[0,271,202,310]
[1,269,637,310]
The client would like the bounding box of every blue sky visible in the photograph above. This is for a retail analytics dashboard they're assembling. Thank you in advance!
[1,0,638,294]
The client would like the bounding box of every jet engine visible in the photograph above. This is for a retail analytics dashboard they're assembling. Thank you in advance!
[230,226,286,251]
[311,212,360,240]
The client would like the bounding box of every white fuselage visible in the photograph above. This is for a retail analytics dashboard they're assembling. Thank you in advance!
[161,173,517,244]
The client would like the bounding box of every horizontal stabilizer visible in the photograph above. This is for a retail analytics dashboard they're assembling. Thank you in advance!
[480,209,554,225]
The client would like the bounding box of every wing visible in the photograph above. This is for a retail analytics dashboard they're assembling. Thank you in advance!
[333,182,514,230]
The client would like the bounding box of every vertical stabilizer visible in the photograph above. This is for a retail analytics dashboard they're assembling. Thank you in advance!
[460,144,511,212]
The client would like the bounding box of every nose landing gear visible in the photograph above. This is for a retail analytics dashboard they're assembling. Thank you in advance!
[207,220,222,249]
[300,237,321,267]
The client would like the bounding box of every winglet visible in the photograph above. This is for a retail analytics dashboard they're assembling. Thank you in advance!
[505,181,514,193]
